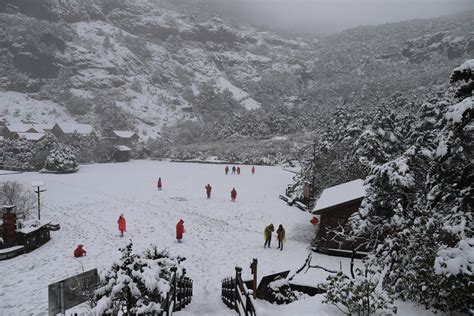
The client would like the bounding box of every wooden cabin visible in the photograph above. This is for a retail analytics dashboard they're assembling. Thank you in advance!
[2,123,39,139]
[112,145,131,162]
[51,122,95,139]
[112,130,139,146]
[312,179,367,256]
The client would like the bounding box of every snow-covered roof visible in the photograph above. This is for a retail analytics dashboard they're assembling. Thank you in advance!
[17,132,45,141]
[115,145,131,151]
[31,123,54,133]
[5,123,38,133]
[313,179,366,213]
[113,130,137,139]
[56,122,95,134]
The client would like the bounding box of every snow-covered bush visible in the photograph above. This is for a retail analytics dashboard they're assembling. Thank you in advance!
[323,266,397,316]
[44,145,78,172]
[92,241,185,315]
[266,276,297,304]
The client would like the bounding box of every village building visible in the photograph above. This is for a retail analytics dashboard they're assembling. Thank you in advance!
[31,123,54,134]
[16,132,46,142]
[112,145,132,162]
[1,123,39,139]
[51,122,95,139]
[112,130,139,146]
[312,179,367,257]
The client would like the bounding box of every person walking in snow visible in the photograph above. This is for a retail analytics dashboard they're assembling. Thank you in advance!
[74,244,87,257]
[205,184,212,199]
[231,188,237,202]
[157,177,162,190]
[225,166,229,175]
[232,166,236,174]
[277,224,286,251]
[264,224,274,248]
[118,214,127,237]
[237,166,241,175]
[176,219,185,242]
[251,166,255,175]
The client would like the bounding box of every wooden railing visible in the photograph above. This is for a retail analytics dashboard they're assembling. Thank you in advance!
[160,267,193,315]
[221,267,256,316]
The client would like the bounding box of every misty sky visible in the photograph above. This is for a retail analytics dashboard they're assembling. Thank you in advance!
[202,0,474,34]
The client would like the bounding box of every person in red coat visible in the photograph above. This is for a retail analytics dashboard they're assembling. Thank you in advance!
[225,166,229,175]
[74,244,87,257]
[176,219,185,242]
[236,166,241,175]
[231,188,237,202]
[205,184,212,199]
[251,166,255,175]
[118,214,126,237]
[157,177,162,190]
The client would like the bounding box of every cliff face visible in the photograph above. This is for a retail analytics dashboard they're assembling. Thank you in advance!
[0,0,472,140]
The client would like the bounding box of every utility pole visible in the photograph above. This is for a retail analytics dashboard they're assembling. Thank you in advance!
[32,181,46,221]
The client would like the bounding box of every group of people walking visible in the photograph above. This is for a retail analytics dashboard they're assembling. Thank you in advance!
[225,165,256,175]
[264,224,286,251]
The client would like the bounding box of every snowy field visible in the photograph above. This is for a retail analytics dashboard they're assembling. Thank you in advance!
[0,161,436,315]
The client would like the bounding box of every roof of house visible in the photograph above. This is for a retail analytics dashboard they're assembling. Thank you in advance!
[31,123,54,133]
[115,145,132,152]
[5,123,38,133]
[17,132,45,141]
[112,130,137,139]
[55,122,95,134]
[312,179,366,213]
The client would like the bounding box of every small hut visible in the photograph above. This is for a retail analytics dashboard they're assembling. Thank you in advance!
[112,130,139,146]
[112,145,131,162]
[312,179,367,256]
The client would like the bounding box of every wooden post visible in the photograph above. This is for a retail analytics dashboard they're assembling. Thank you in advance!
[250,258,258,299]
[171,266,177,312]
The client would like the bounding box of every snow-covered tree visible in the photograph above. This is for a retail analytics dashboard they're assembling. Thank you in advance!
[347,60,473,313]
[44,145,78,172]
[323,264,397,316]
[93,241,185,315]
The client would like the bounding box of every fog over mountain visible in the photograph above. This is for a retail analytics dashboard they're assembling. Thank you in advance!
[164,0,474,35]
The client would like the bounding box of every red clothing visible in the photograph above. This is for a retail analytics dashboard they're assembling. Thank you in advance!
[231,189,237,201]
[251,166,255,175]
[157,178,162,189]
[176,220,185,240]
[118,216,127,232]
[74,245,86,257]
[237,167,241,175]
[225,166,229,175]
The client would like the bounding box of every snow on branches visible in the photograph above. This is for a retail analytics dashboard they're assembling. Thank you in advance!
[92,241,185,315]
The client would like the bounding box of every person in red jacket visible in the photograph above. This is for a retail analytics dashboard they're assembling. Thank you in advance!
[176,219,185,242]
[237,166,241,175]
[118,214,126,237]
[231,188,237,202]
[74,244,87,257]
[251,166,255,175]
[225,166,229,175]
[157,177,162,190]
[205,184,212,199]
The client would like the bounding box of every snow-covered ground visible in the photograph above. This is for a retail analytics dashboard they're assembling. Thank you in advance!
[0,161,436,315]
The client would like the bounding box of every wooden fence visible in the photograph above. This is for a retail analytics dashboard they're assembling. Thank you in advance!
[160,267,193,315]
[221,267,256,316]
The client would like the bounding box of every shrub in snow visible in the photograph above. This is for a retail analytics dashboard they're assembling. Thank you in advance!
[266,276,297,304]
[323,265,397,316]
[92,241,185,315]
[44,145,78,172]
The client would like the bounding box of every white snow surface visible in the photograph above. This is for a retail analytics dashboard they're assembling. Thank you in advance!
[313,179,366,213]
[112,130,137,139]
[0,161,438,315]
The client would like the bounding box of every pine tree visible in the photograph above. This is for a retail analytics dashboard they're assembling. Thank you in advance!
[93,241,184,314]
